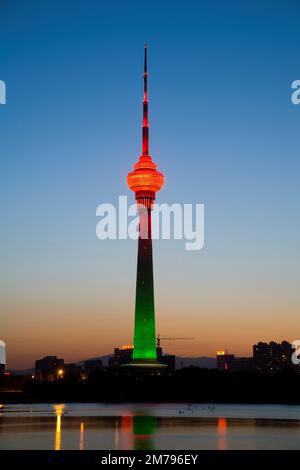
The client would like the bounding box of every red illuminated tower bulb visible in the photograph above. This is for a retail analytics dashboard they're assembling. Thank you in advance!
[127,43,164,209]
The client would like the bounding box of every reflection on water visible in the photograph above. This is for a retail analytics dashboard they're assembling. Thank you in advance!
[217,418,227,450]
[1,403,300,450]
[133,415,156,450]
[116,415,132,449]
[79,421,84,450]
[54,404,65,451]
[115,415,156,450]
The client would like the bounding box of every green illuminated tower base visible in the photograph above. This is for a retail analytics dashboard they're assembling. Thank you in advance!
[127,203,165,369]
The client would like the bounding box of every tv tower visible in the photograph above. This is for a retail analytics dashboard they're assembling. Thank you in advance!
[127,44,164,366]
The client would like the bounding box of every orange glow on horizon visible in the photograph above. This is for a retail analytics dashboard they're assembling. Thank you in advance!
[3,296,298,369]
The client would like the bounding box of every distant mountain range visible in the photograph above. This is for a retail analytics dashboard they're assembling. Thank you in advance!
[12,368,35,376]
[175,357,216,369]
[11,355,217,375]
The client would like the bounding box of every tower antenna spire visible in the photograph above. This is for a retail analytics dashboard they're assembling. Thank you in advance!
[142,43,149,155]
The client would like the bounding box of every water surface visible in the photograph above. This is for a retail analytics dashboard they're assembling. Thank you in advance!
[0,403,299,450]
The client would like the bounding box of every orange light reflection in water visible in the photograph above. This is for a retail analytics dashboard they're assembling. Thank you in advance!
[54,404,65,451]
[217,417,228,450]
[122,415,134,450]
[79,421,84,450]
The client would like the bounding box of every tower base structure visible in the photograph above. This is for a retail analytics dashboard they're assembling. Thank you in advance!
[123,359,167,369]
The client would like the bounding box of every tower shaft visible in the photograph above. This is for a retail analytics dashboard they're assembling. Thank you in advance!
[132,207,156,361]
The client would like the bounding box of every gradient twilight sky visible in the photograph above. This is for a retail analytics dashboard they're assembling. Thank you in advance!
[1,0,299,369]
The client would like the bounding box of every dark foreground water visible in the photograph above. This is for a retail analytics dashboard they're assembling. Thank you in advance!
[0,403,300,449]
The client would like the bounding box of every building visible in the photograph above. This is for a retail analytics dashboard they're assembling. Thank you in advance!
[109,345,133,368]
[216,350,253,372]
[126,45,165,368]
[216,351,235,371]
[84,359,103,373]
[35,355,64,381]
[253,341,295,372]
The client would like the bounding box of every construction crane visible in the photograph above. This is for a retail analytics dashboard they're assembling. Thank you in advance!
[156,334,195,348]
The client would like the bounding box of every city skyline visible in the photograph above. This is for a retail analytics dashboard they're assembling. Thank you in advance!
[1,0,300,369]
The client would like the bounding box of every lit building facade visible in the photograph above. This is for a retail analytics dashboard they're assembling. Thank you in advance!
[216,351,235,371]
[216,350,253,372]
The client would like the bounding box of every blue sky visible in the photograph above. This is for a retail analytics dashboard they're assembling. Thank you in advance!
[0,0,299,367]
